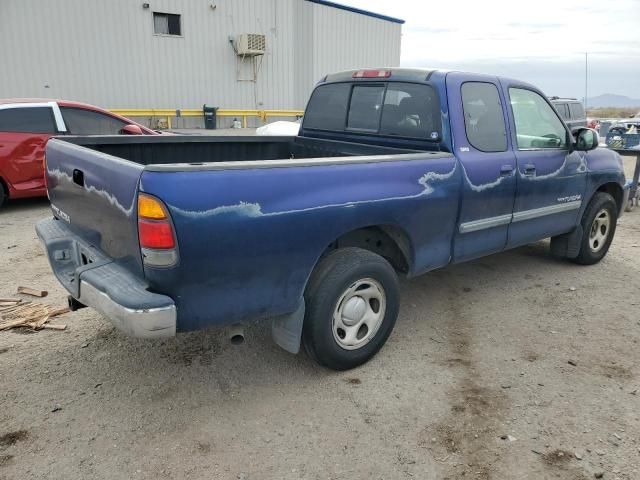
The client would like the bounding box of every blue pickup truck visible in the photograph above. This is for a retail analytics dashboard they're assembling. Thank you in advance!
[37,68,627,370]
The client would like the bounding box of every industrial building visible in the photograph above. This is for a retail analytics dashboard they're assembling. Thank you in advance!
[0,0,403,127]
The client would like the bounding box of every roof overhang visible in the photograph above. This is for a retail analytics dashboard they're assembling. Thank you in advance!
[305,0,405,24]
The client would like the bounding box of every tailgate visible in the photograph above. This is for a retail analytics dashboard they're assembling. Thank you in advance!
[45,139,145,275]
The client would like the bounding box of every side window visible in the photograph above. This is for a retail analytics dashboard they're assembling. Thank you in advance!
[509,88,567,149]
[347,85,385,131]
[60,107,128,135]
[380,83,440,139]
[569,102,585,120]
[461,82,507,152]
[554,103,570,120]
[0,107,57,133]
[303,83,351,131]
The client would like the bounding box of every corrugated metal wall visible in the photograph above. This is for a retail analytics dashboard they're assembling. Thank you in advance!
[0,0,401,112]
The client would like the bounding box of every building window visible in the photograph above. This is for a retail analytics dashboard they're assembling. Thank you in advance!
[153,12,181,36]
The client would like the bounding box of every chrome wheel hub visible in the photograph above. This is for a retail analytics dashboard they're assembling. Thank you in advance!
[333,278,386,351]
[589,208,611,253]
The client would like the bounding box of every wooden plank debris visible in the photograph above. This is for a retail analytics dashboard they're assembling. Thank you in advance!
[0,299,69,332]
[16,286,48,298]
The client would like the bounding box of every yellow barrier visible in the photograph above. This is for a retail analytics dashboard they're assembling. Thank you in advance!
[109,108,304,129]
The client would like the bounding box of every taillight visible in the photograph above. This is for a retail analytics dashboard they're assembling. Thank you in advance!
[352,70,392,78]
[138,194,178,267]
[138,220,175,249]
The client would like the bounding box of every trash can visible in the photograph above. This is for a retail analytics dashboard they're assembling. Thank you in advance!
[203,105,218,130]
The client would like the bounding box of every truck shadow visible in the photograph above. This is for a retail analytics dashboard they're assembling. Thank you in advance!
[14,237,627,409]
[65,239,601,385]
[54,241,568,383]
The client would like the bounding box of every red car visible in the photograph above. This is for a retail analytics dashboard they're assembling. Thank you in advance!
[0,99,158,208]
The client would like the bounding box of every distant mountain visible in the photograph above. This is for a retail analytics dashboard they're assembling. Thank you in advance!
[587,94,640,108]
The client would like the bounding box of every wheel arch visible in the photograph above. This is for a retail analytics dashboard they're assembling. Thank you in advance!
[595,182,624,214]
[317,224,414,275]
[272,224,413,357]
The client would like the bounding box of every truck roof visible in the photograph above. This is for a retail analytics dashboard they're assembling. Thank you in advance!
[321,68,537,91]
[323,68,438,83]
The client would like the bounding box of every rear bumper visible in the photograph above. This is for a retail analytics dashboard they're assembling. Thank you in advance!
[36,217,176,338]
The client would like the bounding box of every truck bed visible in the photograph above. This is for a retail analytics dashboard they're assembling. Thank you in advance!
[58,135,424,166]
[43,134,456,332]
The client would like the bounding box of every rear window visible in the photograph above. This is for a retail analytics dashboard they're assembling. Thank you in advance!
[569,102,585,120]
[380,83,440,139]
[347,85,385,131]
[0,107,57,133]
[303,83,351,131]
[304,82,440,140]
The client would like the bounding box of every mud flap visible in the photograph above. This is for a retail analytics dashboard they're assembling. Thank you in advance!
[271,301,305,354]
[550,225,583,259]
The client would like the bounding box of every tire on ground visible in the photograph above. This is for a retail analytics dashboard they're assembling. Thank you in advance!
[572,192,618,265]
[302,247,400,371]
[0,181,6,209]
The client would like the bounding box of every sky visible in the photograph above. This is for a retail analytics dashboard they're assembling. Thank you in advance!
[339,0,640,99]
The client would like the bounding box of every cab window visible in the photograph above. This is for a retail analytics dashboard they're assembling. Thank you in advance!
[461,82,507,152]
[303,83,350,131]
[379,83,440,139]
[509,88,567,149]
[347,85,385,131]
[305,82,441,140]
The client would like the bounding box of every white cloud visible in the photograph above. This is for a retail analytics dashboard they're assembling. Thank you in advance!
[339,0,640,96]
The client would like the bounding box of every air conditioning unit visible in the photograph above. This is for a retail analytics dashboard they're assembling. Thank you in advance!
[236,34,266,56]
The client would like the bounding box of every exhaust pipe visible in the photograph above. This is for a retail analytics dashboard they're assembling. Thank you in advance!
[228,323,245,345]
[68,296,87,311]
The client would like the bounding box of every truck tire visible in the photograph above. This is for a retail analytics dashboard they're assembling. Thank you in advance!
[302,247,400,371]
[0,183,6,209]
[571,192,618,265]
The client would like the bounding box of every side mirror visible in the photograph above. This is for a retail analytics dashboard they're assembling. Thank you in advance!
[120,124,144,135]
[573,127,599,151]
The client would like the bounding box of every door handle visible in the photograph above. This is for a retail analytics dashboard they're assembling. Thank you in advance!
[72,169,84,187]
[500,165,514,176]
[523,164,536,176]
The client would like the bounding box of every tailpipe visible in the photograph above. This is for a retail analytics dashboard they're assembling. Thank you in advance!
[68,296,87,311]
[228,324,245,345]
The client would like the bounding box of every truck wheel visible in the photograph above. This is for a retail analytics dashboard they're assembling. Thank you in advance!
[0,183,6,209]
[572,192,618,265]
[302,247,400,371]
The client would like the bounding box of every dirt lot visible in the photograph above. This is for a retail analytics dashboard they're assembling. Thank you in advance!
[1,157,639,480]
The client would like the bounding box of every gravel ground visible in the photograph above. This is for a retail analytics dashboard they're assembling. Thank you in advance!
[0,156,639,480]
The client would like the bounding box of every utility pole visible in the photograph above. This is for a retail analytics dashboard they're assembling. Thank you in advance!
[584,52,588,110]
